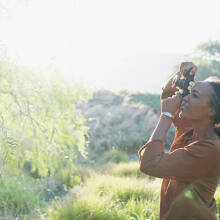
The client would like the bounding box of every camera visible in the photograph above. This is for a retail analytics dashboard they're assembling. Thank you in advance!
[172,67,195,97]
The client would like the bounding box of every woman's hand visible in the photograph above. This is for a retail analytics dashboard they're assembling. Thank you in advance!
[179,62,197,78]
[161,91,182,115]
[161,62,198,99]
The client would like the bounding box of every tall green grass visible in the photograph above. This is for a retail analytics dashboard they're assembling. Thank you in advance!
[47,173,161,220]
[103,161,154,180]
[215,186,220,219]
[47,161,220,220]
[2,161,220,219]
[0,171,44,218]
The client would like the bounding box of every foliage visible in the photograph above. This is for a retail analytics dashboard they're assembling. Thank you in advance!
[0,114,17,166]
[189,40,220,81]
[47,161,220,220]
[196,40,220,60]
[97,149,129,165]
[0,57,92,176]
[129,92,161,113]
[54,164,92,189]
[2,40,220,219]
[0,170,44,218]
[47,172,161,220]
[0,162,93,218]
[103,161,154,180]
[78,89,174,164]
[215,187,220,219]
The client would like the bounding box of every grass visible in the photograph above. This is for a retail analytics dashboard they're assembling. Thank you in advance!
[215,187,220,219]
[47,163,162,220]
[54,164,93,189]
[0,171,44,218]
[47,161,220,220]
[84,174,161,202]
[103,161,155,180]
[0,164,93,219]
[1,161,220,219]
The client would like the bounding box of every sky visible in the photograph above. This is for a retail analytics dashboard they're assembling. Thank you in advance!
[0,0,220,93]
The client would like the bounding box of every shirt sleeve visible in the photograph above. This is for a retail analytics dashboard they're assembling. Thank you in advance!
[139,140,218,181]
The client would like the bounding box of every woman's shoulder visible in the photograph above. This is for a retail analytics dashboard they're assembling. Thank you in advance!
[202,133,220,144]
[200,137,220,165]
[204,136,220,150]
[189,136,220,154]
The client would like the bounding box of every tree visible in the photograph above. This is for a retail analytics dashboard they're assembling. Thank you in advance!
[191,40,220,81]
[0,57,92,176]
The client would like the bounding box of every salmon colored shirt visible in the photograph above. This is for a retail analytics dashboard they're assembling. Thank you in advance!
[138,88,220,220]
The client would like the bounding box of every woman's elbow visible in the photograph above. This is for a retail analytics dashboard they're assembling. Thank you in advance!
[139,161,151,175]
[139,162,165,178]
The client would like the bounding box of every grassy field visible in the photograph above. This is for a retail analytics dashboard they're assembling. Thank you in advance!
[47,161,161,220]
[46,161,220,220]
[1,161,220,219]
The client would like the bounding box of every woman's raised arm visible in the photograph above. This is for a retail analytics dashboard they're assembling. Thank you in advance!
[161,62,197,133]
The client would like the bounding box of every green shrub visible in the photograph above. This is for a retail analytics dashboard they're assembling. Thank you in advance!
[86,175,160,202]
[47,174,161,220]
[23,161,42,179]
[215,186,220,219]
[48,193,158,220]
[79,89,175,164]
[0,58,92,177]
[103,161,155,180]
[54,164,92,189]
[129,92,161,112]
[97,149,129,165]
[0,171,44,217]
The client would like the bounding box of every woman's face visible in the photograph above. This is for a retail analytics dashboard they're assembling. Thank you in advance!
[179,81,214,121]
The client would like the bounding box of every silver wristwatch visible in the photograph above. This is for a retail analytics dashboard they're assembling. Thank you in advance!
[161,112,174,120]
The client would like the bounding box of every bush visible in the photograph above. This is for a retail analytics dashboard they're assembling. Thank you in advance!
[86,175,160,202]
[103,161,155,180]
[0,58,92,176]
[47,174,161,220]
[129,92,161,113]
[35,164,94,203]
[0,171,44,218]
[54,164,92,189]
[78,89,175,165]
[214,186,220,219]
[97,149,129,165]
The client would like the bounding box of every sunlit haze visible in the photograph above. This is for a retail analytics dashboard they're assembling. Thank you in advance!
[0,0,220,93]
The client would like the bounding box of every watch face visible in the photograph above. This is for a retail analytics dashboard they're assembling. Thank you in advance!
[163,112,174,119]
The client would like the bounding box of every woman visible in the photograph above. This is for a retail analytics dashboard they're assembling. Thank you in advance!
[138,62,220,220]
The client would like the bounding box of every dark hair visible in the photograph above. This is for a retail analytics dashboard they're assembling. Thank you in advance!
[206,78,220,137]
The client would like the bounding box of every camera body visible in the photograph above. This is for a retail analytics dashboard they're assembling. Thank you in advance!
[172,67,195,97]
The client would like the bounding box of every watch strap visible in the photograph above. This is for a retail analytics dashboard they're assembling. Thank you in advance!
[161,112,174,120]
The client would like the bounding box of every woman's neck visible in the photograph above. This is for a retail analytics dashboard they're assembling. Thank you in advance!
[191,120,218,141]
